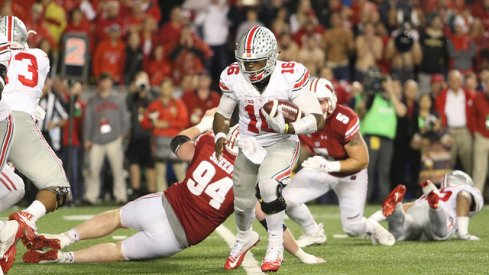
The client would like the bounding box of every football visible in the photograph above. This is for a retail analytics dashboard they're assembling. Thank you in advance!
[261,99,302,123]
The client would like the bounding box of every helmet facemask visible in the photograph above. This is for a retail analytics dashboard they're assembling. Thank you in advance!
[235,26,278,83]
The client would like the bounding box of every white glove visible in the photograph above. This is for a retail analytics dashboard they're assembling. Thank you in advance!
[302,155,341,173]
[261,105,287,134]
[195,114,214,134]
[35,105,46,121]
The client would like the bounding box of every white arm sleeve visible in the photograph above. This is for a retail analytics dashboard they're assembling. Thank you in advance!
[216,94,238,119]
[292,88,322,115]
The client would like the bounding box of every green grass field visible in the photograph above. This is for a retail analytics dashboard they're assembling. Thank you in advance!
[2,204,489,274]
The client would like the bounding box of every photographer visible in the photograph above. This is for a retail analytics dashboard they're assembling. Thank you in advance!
[126,72,156,199]
[358,69,406,203]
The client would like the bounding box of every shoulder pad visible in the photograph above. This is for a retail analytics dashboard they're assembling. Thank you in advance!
[279,61,309,91]
[219,62,240,94]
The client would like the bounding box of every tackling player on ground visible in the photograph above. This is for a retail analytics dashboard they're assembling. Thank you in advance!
[213,26,324,272]
[23,110,324,266]
[375,170,483,241]
[283,77,395,247]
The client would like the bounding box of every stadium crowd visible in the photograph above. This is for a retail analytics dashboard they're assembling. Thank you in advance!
[3,0,489,205]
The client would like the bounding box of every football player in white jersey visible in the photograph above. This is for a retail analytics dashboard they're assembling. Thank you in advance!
[0,31,28,274]
[213,26,324,272]
[375,170,484,241]
[0,16,71,253]
[282,78,395,248]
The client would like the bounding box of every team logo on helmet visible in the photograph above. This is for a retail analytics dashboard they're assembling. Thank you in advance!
[235,26,278,83]
[309,77,337,117]
[224,125,240,156]
[0,16,34,49]
[441,170,474,189]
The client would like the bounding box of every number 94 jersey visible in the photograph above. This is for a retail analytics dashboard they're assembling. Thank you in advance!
[3,49,50,118]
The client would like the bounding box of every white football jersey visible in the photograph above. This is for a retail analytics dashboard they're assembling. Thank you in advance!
[415,184,484,217]
[3,49,50,118]
[219,60,310,146]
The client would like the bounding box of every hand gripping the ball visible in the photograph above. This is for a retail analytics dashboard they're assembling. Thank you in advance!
[261,105,287,134]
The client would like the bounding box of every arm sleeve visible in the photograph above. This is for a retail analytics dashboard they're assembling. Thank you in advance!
[291,88,322,115]
[216,94,238,119]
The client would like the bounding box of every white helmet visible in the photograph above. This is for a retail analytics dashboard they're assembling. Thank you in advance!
[309,77,337,116]
[235,26,278,83]
[441,170,474,188]
[224,125,240,156]
[0,16,33,49]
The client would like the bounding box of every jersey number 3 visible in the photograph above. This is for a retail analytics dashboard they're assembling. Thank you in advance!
[187,161,233,210]
[14,52,39,88]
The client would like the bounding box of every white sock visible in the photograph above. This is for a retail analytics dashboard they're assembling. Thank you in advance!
[365,218,377,234]
[293,248,323,264]
[369,210,386,222]
[266,211,285,247]
[66,229,80,241]
[0,220,5,231]
[22,200,47,226]
[58,251,75,264]
[457,216,469,237]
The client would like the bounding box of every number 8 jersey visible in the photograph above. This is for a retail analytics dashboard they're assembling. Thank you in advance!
[3,49,50,118]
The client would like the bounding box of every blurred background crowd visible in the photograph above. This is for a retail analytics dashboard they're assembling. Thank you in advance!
[2,0,489,205]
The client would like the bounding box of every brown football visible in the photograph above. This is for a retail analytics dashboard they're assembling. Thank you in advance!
[261,99,303,123]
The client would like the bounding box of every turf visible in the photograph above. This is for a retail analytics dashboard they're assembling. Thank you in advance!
[2,204,488,274]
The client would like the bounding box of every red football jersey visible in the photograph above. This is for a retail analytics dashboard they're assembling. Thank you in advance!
[164,134,235,245]
[300,105,360,177]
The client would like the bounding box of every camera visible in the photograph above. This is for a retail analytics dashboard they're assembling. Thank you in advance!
[138,83,146,91]
[363,67,386,94]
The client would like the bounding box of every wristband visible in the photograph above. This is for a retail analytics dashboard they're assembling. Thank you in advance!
[328,161,341,173]
[284,124,289,134]
[214,132,227,143]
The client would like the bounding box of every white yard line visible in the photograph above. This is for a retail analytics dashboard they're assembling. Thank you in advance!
[216,225,264,275]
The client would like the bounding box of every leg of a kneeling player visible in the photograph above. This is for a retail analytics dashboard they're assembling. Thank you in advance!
[72,242,124,263]
[335,170,368,236]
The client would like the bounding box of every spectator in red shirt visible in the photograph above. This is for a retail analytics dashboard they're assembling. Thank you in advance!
[472,68,489,194]
[141,16,158,56]
[126,0,146,34]
[26,3,56,49]
[65,8,94,52]
[145,45,172,87]
[92,24,126,84]
[435,70,475,174]
[182,73,220,127]
[141,78,189,191]
[158,6,185,53]
[95,0,125,44]
[169,25,212,84]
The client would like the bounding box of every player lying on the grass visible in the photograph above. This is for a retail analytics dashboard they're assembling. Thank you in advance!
[372,170,483,241]
[282,77,395,248]
[23,109,324,265]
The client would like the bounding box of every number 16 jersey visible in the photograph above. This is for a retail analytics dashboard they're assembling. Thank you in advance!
[3,49,50,118]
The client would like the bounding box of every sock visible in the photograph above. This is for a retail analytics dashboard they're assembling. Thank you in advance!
[234,207,254,234]
[266,210,285,247]
[457,216,469,237]
[369,210,386,223]
[58,251,75,264]
[293,248,323,264]
[66,229,80,241]
[0,220,5,231]
[21,200,47,227]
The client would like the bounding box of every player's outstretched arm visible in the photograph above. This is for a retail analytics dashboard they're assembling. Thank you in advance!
[456,191,480,240]
[213,94,235,158]
[341,132,369,173]
[171,108,217,162]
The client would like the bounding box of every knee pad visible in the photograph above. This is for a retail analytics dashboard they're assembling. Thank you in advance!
[44,186,70,209]
[343,219,367,237]
[255,180,287,214]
